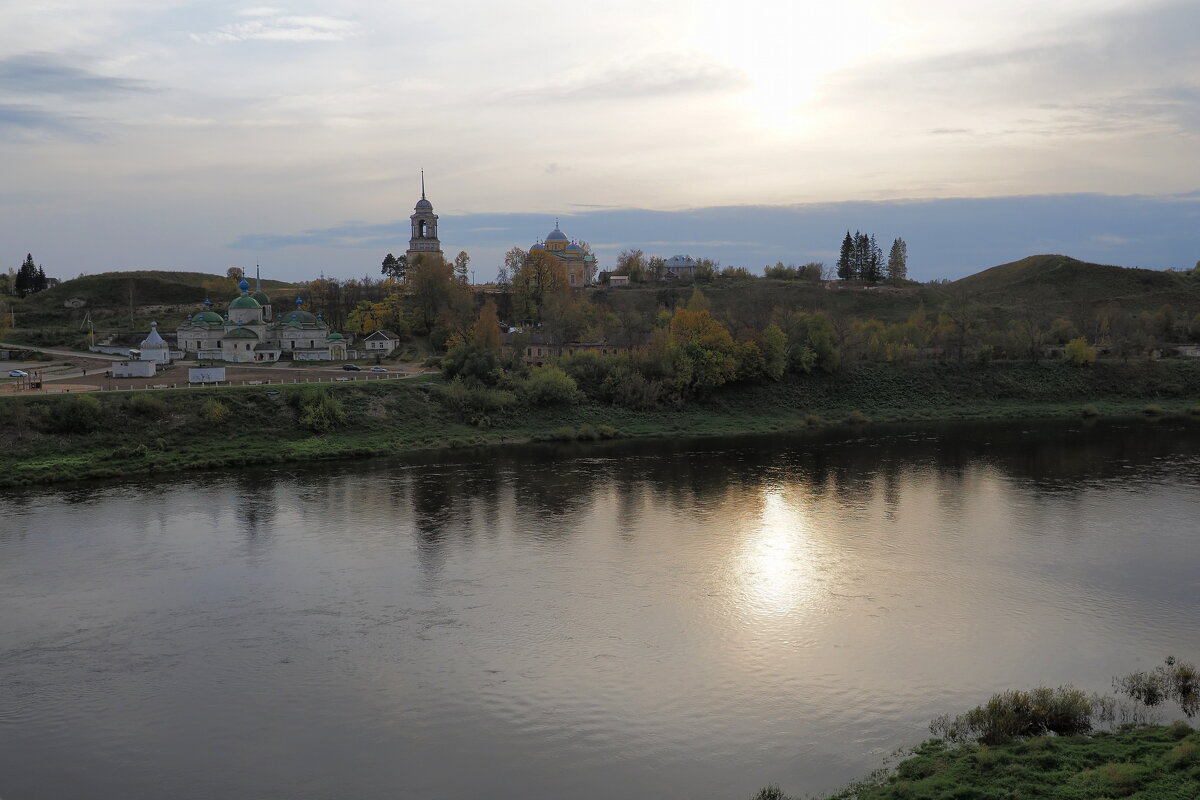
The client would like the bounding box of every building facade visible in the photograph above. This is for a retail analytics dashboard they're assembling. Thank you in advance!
[176,279,347,362]
[529,220,594,287]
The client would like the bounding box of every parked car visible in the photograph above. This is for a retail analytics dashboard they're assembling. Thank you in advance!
[342,364,361,371]
[8,370,28,378]
[370,366,388,373]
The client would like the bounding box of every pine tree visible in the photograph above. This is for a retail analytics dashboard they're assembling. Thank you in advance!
[886,238,908,284]
[454,251,471,284]
[15,254,36,297]
[836,232,855,281]
[863,234,882,283]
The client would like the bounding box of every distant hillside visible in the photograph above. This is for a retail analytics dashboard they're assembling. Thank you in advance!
[950,254,1199,313]
[22,270,296,311]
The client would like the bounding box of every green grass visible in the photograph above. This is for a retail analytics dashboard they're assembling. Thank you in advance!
[807,724,1200,800]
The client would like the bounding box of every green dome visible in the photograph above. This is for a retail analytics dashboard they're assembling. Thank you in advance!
[229,295,261,310]
[251,291,271,305]
[190,311,224,325]
[327,332,344,340]
[284,309,321,326]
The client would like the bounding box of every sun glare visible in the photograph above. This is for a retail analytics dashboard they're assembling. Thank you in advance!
[737,488,819,618]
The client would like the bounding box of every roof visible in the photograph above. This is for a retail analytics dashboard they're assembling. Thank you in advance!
[229,295,261,310]
[141,322,168,349]
[251,291,271,305]
[546,226,568,242]
[364,330,398,340]
[185,310,224,326]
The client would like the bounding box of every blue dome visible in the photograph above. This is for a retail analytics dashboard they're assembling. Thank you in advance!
[546,227,568,242]
[238,278,250,291]
[415,196,433,212]
[566,242,582,252]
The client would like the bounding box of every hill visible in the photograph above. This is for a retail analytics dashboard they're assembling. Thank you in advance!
[11,270,298,330]
[950,254,1200,315]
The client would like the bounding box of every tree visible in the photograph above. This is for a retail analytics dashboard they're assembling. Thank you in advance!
[469,298,503,352]
[863,234,882,283]
[0,298,10,340]
[381,253,407,281]
[615,249,647,282]
[836,232,855,281]
[511,250,569,324]
[454,251,471,284]
[1064,336,1096,366]
[14,254,37,298]
[226,266,244,281]
[886,238,908,284]
[406,253,462,333]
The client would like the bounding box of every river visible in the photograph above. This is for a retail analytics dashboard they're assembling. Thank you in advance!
[2,418,1199,799]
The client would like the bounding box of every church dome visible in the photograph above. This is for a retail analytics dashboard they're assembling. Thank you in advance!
[327,332,344,341]
[415,196,433,212]
[222,327,259,340]
[251,291,271,305]
[229,295,262,310]
[238,278,250,292]
[546,226,568,242]
[191,310,224,325]
[565,242,583,252]
[284,309,322,326]
[140,322,168,349]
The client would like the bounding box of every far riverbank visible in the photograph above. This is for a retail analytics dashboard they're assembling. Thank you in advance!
[1,360,1199,488]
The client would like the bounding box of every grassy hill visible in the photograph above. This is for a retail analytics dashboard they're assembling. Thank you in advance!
[8,270,298,333]
[950,254,1200,315]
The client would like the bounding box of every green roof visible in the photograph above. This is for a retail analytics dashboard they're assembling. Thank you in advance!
[229,295,261,310]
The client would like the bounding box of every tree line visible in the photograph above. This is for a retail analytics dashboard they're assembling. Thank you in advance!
[836,232,907,284]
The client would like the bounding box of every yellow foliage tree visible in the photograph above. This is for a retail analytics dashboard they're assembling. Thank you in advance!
[470,299,503,352]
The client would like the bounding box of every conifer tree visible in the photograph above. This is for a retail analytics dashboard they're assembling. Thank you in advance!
[836,232,855,281]
[886,238,908,284]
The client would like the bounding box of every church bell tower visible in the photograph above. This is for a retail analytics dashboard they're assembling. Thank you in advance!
[406,170,442,265]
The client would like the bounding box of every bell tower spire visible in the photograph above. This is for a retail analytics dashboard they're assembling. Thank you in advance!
[406,171,442,265]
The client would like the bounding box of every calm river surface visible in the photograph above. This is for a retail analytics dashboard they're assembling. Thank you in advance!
[2,419,1200,799]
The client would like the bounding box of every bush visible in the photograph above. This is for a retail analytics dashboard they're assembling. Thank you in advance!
[1081,403,1100,418]
[200,398,230,424]
[518,365,580,407]
[128,393,165,418]
[42,393,104,434]
[437,379,516,426]
[846,410,870,425]
[1115,656,1200,718]
[930,686,1093,745]
[1164,740,1200,770]
[1064,337,1097,365]
[298,389,346,433]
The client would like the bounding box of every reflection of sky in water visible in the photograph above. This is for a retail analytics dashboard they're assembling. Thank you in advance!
[1,419,1200,800]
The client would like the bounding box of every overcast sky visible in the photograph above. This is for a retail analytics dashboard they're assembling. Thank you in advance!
[1,0,1197,282]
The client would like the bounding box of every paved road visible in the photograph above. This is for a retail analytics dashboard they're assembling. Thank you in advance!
[0,342,125,362]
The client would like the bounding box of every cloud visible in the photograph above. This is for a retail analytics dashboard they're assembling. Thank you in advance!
[191,14,360,45]
[509,56,748,103]
[0,53,153,99]
[0,103,95,140]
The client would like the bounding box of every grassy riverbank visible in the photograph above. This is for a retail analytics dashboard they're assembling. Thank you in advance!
[2,360,1200,488]
[767,723,1200,800]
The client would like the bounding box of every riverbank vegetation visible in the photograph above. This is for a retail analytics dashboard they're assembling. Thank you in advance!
[752,658,1200,800]
[2,359,1200,488]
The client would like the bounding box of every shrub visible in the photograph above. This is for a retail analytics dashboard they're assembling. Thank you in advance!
[1064,337,1097,365]
[930,686,1093,745]
[200,398,230,424]
[128,393,165,418]
[1141,404,1165,416]
[518,365,580,407]
[846,410,870,425]
[437,379,516,426]
[298,389,346,433]
[1115,656,1200,718]
[1081,403,1100,418]
[42,393,104,434]
[1164,740,1200,770]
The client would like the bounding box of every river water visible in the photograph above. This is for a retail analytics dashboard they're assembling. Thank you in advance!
[2,419,1199,799]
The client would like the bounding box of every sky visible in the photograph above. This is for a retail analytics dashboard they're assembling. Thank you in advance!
[1,0,1197,283]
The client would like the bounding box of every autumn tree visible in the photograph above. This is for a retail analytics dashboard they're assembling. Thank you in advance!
[615,249,647,282]
[469,298,503,352]
[406,253,465,334]
[511,250,569,324]
[454,251,471,284]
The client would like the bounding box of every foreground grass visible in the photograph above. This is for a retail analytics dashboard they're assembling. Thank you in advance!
[776,723,1200,800]
[1,360,1199,488]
